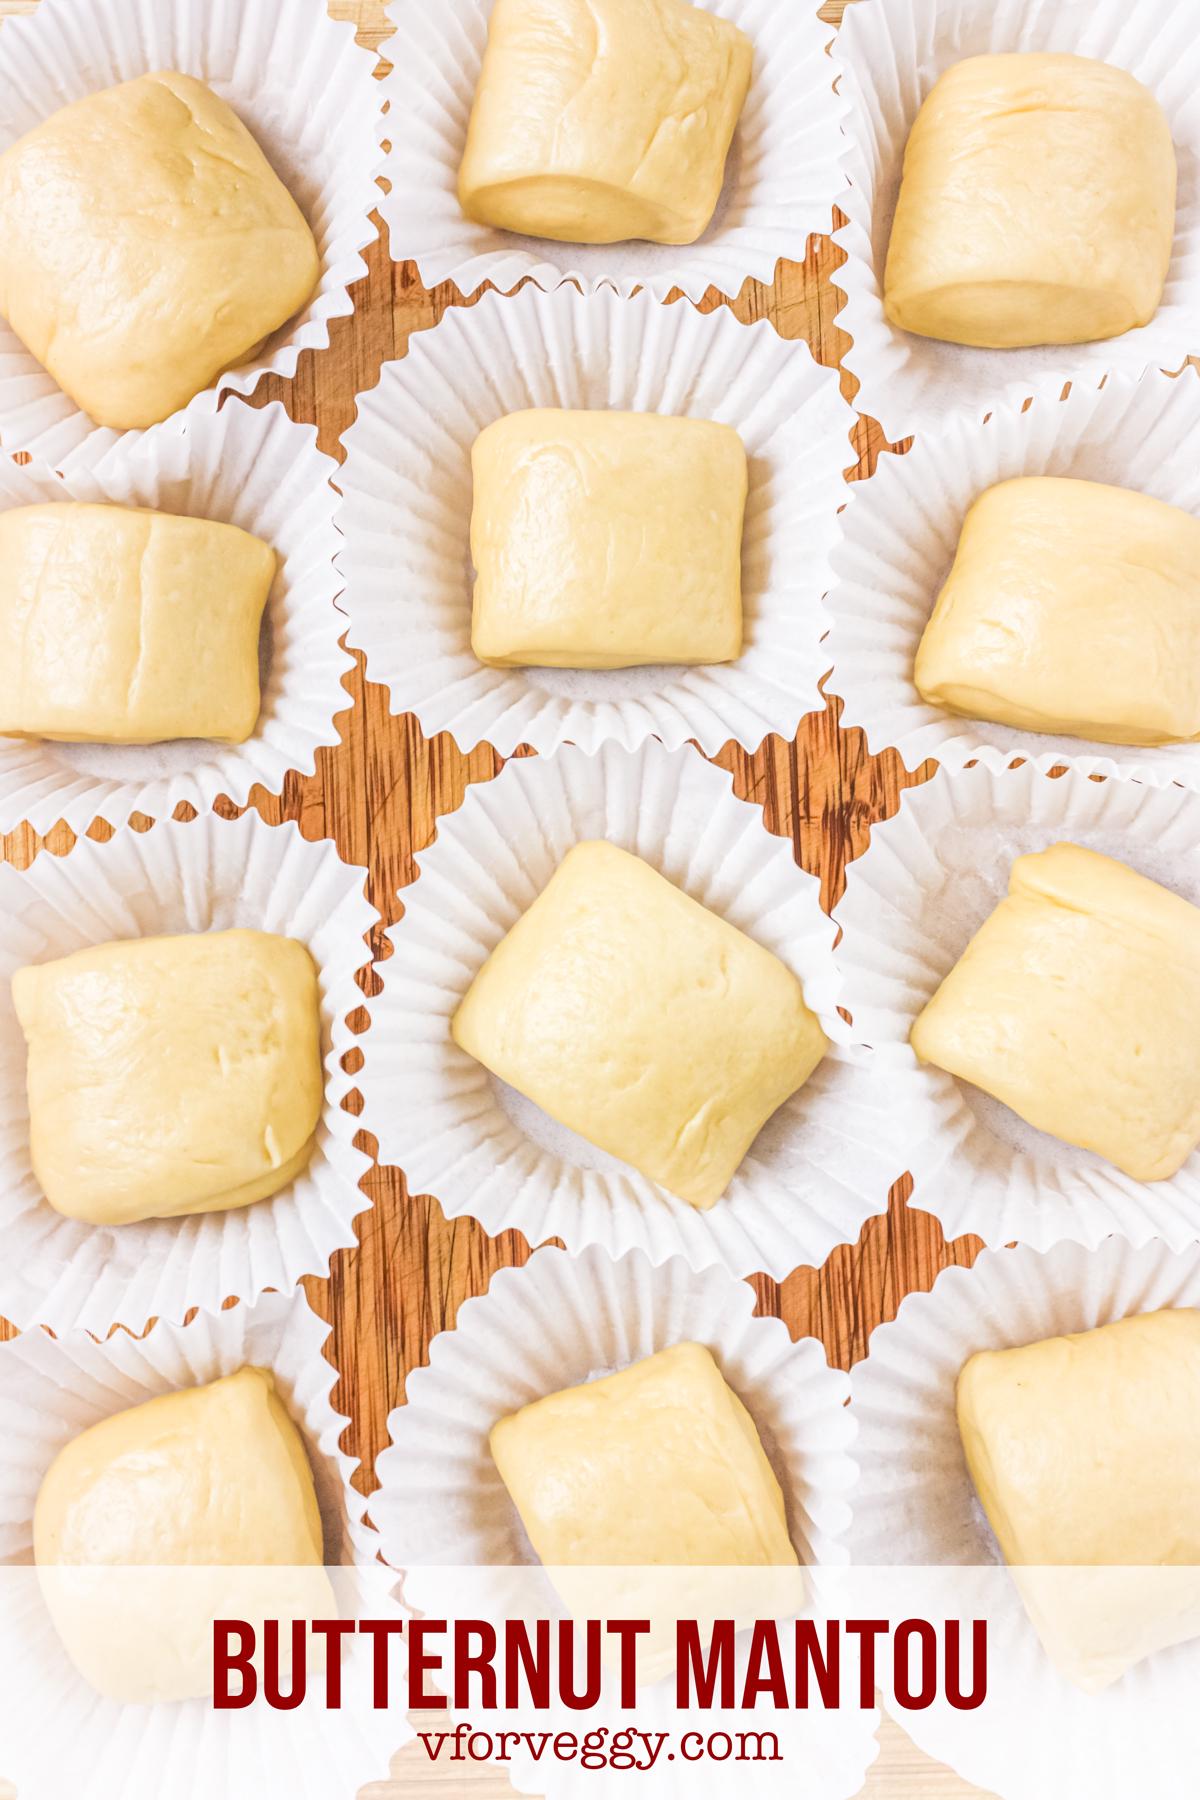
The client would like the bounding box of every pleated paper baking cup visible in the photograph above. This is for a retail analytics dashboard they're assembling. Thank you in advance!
[0,810,374,1335]
[0,401,353,836]
[848,1239,1200,1800]
[373,1243,877,1800]
[339,285,854,757]
[826,366,1200,789]
[0,0,384,470]
[833,761,1200,1253]
[832,0,1200,438]
[362,740,920,1279]
[378,0,846,303]
[0,1289,407,1800]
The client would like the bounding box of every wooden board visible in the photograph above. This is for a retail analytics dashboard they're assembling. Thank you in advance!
[0,2,993,1794]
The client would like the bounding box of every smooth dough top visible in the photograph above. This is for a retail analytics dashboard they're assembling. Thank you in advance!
[490,1341,798,1566]
[13,928,323,1225]
[35,1367,328,1701]
[458,0,753,245]
[914,476,1200,747]
[884,53,1176,348]
[958,1309,1200,1569]
[911,842,1200,1181]
[0,502,276,745]
[0,71,320,429]
[958,1310,1200,1689]
[451,840,827,1208]
[36,1367,323,1568]
[470,409,747,669]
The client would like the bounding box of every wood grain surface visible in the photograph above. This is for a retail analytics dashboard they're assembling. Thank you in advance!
[0,2,993,1794]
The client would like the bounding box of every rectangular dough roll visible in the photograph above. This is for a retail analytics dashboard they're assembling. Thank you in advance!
[452,840,827,1207]
[914,477,1200,747]
[911,843,1200,1180]
[958,1310,1200,1690]
[0,503,276,744]
[491,1341,797,1566]
[35,1367,330,1702]
[884,54,1176,348]
[13,929,323,1224]
[458,0,753,246]
[470,410,746,669]
[0,72,319,430]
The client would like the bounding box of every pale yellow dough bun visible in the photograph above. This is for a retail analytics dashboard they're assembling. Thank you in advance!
[34,1367,330,1702]
[958,1310,1200,1690]
[911,842,1200,1181]
[452,839,827,1208]
[470,409,746,669]
[914,476,1200,747]
[491,1341,797,1566]
[13,929,323,1225]
[0,502,276,745]
[458,0,753,246]
[0,71,320,429]
[884,53,1176,348]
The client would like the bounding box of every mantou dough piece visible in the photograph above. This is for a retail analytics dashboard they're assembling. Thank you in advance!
[914,477,1200,747]
[452,840,827,1207]
[958,1310,1200,1690]
[911,843,1200,1180]
[0,71,320,429]
[470,409,746,669]
[13,929,323,1225]
[0,502,276,744]
[34,1366,330,1702]
[884,54,1176,348]
[491,1341,797,1566]
[458,0,753,246]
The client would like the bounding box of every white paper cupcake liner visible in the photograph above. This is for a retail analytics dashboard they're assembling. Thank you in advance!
[373,1242,876,1800]
[826,366,1200,790]
[361,739,921,1280]
[0,0,384,470]
[339,284,854,757]
[847,1239,1200,1800]
[832,0,1200,438]
[0,400,353,835]
[0,809,375,1335]
[833,760,1200,1253]
[0,1289,408,1800]
[377,0,846,303]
